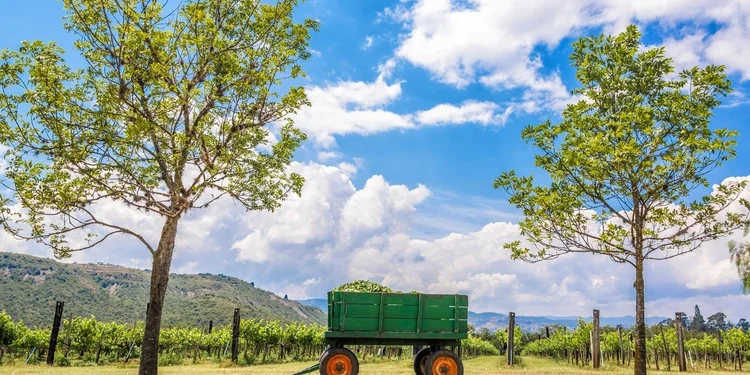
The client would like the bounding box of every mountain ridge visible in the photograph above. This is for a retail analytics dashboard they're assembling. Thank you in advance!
[0,252,326,328]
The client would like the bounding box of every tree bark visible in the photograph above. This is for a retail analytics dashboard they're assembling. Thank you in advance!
[138,216,180,375]
[634,254,647,375]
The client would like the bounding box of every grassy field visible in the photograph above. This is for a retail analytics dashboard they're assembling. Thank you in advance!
[0,357,746,375]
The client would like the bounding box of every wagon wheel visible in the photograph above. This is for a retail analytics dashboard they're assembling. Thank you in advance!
[425,349,463,375]
[319,347,359,375]
[413,347,432,375]
[319,346,331,362]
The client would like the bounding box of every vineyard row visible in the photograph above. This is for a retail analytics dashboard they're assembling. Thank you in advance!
[520,318,749,371]
[0,310,498,367]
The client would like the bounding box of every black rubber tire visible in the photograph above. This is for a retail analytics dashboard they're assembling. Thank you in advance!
[318,346,331,362]
[319,347,359,375]
[413,347,432,375]
[425,349,464,375]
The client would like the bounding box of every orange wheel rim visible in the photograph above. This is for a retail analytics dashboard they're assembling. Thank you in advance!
[326,353,353,375]
[432,356,458,375]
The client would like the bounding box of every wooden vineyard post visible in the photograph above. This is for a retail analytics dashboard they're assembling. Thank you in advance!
[676,313,687,372]
[209,320,213,334]
[618,325,624,366]
[231,308,240,363]
[507,312,515,366]
[46,301,64,366]
[592,309,601,369]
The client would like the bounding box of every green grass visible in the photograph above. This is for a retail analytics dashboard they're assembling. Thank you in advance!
[0,356,746,375]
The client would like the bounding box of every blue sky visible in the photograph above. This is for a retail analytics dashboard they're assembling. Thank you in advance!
[2,0,750,320]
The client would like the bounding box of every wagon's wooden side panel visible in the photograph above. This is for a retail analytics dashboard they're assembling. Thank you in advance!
[326,291,468,341]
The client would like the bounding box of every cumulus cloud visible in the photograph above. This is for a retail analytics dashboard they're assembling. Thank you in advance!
[2,162,748,317]
[316,151,342,162]
[382,0,750,114]
[416,101,513,126]
[292,77,513,149]
[337,162,357,177]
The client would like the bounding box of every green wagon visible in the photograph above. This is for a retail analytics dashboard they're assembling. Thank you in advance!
[303,291,469,375]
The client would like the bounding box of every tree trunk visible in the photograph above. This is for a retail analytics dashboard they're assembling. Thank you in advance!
[138,216,180,375]
[633,254,647,375]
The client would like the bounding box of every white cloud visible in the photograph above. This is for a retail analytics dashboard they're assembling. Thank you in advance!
[337,162,357,177]
[176,261,199,274]
[362,36,374,50]
[303,278,320,287]
[685,259,739,290]
[238,166,747,318]
[2,160,748,319]
[383,0,750,114]
[291,77,412,148]
[293,77,513,148]
[417,100,513,126]
[316,151,342,162]
[657,32,708,73]
[390,0,594,108]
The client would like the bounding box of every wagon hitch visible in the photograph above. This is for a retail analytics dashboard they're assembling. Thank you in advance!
[290,362,320,375]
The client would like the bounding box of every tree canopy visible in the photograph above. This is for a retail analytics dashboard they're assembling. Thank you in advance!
[493,24,750,375]
[0,0,319,373]
[0,0,318,257]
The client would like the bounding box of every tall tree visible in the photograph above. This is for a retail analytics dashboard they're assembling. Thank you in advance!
[493,25,750,375]
[737,318,750,333]
[690,305,706,332]
[708,312,730,331]
[0,0,318,374]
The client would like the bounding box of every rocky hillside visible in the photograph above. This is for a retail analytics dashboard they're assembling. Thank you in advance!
[0,252,326,328]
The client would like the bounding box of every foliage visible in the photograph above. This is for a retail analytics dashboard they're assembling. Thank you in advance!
[690,305,706,332]
[461,334,500,357]
[0,0,319,371]
[0,311,16,348]
[494,324,523,355]
[0,0,317,258]
[0,311,326,366]
[495,22,748,267]
[729,225,750,293]
[333,280,396,293]
[523,319,750,367]
[0,253,326,328]
[707,312,732,331]
[737,318,750,333]
[493,23,750,375]
[333,280,424,294]
[0,311,502,366]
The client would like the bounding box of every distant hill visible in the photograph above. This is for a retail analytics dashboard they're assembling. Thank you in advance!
[466,312,669,332]
[0,252,326,328]
[295,299,668,332]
